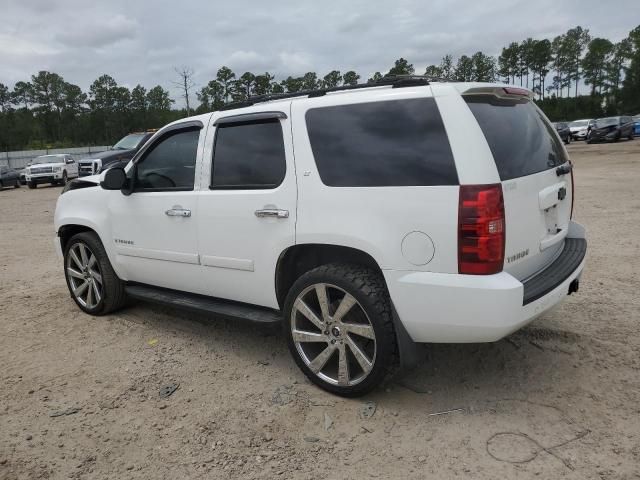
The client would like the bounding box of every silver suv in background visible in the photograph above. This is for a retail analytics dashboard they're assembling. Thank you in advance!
[569,119,593,140]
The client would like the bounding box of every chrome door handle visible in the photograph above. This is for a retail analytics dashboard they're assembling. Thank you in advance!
[255,209,289,219]
[165,208,191,217]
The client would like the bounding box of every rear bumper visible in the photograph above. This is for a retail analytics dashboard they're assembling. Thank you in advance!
[384,221,587,343]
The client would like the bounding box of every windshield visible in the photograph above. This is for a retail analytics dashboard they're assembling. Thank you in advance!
[594,117,619,128]
[113,134,145,150]
[570,120,590,128]
[31,155,62,165]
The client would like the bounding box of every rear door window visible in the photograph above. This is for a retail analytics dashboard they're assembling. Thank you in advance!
[305,98,458,187]
[211,119,286,189]
[464,96,567,181]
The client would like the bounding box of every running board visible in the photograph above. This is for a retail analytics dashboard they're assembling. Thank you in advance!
[125,284,282,324]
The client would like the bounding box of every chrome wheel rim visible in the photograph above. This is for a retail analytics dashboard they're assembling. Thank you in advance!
[291,283,376,387]
[66,242,103,309]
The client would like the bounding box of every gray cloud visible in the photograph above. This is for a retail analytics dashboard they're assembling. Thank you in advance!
[56,14,138,48]
[0,0,637,106]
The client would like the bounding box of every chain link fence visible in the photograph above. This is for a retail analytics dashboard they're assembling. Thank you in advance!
[0,146,111,169]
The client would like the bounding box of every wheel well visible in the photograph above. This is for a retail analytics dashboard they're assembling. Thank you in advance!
[275,244,383,308]
[58,225,95,251]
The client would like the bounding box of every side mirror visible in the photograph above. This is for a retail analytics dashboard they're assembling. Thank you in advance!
[100,167,127,190]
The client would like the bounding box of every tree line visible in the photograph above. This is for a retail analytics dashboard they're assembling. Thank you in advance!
[1,24,638,151]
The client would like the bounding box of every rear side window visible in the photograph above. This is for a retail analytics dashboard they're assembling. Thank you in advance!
[211,119,286,189]
[305,98,458,187]
[464,96,567,181]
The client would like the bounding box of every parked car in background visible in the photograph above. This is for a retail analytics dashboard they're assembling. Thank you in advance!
[633,115,640,137]
[553,122,572,144]
[0,165,21,188]
[25,154,78,188]
[587,116,635,143]
[55,80,586,396]
[78,131,155,177]
[569,119,593,140]
[17,167,27,185]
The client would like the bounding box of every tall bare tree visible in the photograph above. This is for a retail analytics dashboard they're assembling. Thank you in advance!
[173,67,196,116]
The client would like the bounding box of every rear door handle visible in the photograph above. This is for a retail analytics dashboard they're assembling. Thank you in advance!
[165,208,191,217]
[255,209,289,219]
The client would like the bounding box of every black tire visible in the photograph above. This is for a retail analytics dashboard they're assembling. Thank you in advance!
[14,179,20,188]
[28,182,36,189]
[63,231,126,315]
[61,171,68,186]
[0,180,3,188]
[284,263,398,397]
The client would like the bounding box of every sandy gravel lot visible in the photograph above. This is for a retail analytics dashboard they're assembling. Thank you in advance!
[1,140,639,480]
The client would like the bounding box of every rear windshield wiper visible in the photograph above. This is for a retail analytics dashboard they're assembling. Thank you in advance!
[556,163,572,176]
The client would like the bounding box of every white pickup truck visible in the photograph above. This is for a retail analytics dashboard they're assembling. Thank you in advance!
[25,154,78,189]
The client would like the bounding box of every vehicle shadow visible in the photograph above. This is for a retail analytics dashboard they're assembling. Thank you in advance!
[29,184,64,189]
[116,300,583,404]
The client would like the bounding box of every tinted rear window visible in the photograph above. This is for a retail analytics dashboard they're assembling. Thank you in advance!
[305,98,458,187]
[211,119,286,189]
[464,96,568,181]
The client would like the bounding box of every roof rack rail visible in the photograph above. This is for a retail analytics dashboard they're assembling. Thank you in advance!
[217,75,433,112]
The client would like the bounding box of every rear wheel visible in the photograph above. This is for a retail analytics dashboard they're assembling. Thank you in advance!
[284,264,397,397]
[64,232,126,315]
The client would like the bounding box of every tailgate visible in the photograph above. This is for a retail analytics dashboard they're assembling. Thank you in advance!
[463,90,572,281]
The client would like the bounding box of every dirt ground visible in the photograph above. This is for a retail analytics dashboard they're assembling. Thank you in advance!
[1,140,639,480]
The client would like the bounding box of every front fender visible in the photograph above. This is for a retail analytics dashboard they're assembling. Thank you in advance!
[54,188,126,281]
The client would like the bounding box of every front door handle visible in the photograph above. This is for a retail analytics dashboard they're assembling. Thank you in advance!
[255,209,289,219]
[165,207,191,217]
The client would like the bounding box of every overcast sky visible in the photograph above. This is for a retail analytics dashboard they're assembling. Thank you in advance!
[1,0,637,104]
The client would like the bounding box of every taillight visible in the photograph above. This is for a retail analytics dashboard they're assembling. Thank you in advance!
[458,184,505,275]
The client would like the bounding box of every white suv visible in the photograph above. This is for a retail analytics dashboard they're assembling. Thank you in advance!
[54,78,587,396]
[26,154,78,188]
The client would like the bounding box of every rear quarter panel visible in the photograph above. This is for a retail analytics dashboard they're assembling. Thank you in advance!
[291,87,487,274]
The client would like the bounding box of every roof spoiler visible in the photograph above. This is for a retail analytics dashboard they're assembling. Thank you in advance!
[462,86,533,100]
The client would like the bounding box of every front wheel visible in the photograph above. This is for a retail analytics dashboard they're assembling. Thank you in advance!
[14,179,20,188]
[28,182,36,189]
[61,171,68,186]
[64,232,126,315]
[284,264,397,397]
